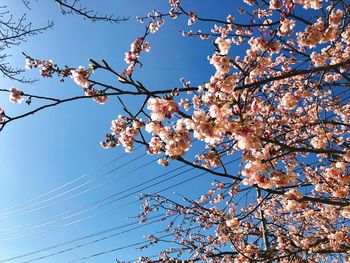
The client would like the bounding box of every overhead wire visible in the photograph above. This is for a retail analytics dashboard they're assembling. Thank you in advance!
[2,159,239,262]
[67,233,174,263]
[0,163,195,239]
[0,154,153,234]
[0,147,239,238]
[59,166,197,228]
[5,173,196,262]
[0,145,142,217]
[0,140,202,220]
[65,161,233,263]
[22,217,164,263]
[67,136,344,262]
[0,214,164,263]
[0,152,150,219]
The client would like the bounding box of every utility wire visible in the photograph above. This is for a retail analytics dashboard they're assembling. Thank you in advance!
[0,145,142,216]
[0,199,139,242]
[68,233,174,263]
[3,160,238,262]
[0,139,199,220]
[22,217,164,263]
[63,159,239,262]
[0,164,193,239]
[1,155,238,238]
[0,153,151,234]
[14,173,202,263]
[67,226,203,262]
[0,214,163,263]
[0,153,149,220]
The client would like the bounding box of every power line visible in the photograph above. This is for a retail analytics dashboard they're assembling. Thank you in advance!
[63,160,239,262]
[0,199,139,242]
[0,139,200,220]
[67,227,204,262]
[0,145,141,213]
[0,145,142,217]
[0,214,163,263]
[67,233,173,263]
[0,155,238,238]
[0,154,151,235]
[16,172,203,263]
[0,139,201,220]
[22,217,164,263]
[0,164,193,239]
[0,153,149,220]
[3,160,238,262]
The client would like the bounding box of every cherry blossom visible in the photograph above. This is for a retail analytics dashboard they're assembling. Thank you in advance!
[147,98,178,122]
[9,88,23,104]
[70,67,90,89]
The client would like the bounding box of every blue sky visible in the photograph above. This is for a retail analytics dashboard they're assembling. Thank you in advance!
[0,1,240,262]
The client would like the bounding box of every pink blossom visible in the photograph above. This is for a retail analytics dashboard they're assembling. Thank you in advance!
[294,0,322,9]
[341,206,350,218]
[84,87,109,104]
[284,189,303,199]
[147,98,178,121]
[285,200,300,211]
[225,218,239,229]
[243,0,254,5]
[279,19,295,35]
[25,58,33,69]
[187,12,198,25]
[335,161,347,170]
[269,0,283,9]
[148,137,163,154]
[280,92,297,110]
[329,10,343,26]
[157,158,169,166]
[215,37,231,55]
[70,67,90,89]
[149,20,164,34]
[9,87,23,104]
[145,121,162,135]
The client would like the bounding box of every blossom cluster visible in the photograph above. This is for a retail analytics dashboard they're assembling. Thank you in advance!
[147,98,178,121]
[25,58,108,104]
[124,38,151,75]
[70,67,108,104]
[101,115,144,153]
[9,88,23,104]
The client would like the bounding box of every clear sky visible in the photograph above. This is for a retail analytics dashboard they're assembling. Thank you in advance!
[0,1,241,262]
